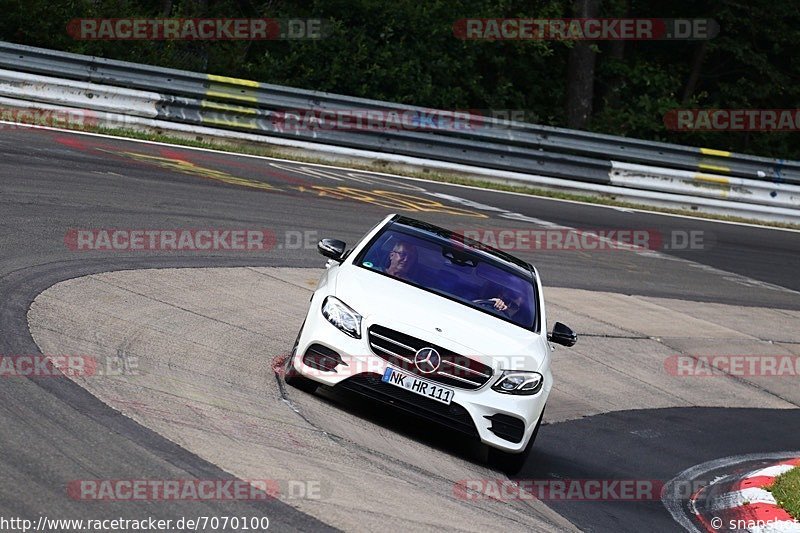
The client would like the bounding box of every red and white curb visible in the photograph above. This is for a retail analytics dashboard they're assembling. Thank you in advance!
[692,458,800,532]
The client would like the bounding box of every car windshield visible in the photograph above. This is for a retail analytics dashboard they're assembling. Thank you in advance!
[356,227,537,330]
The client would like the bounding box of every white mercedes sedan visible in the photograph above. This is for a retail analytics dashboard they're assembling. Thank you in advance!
[284,214,576,472]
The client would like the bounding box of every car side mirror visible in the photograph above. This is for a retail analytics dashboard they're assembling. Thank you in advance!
[548,322,577,347]
[318,239,347,262]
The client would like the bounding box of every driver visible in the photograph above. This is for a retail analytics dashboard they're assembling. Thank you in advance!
[384,240,418,280]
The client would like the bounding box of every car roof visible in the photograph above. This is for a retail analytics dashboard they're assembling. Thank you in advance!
[389,215,535,279]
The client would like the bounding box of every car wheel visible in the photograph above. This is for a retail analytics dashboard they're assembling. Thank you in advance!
[488,407,544,475]
[283,320,318,394]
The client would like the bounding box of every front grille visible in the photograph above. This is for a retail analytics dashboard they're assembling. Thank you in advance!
[484,413,525,443]
[302,344,343,372]
[336,373,479,437]
[367,325,493,390]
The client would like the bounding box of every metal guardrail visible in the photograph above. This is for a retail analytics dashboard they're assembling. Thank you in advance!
[1,40,799,223]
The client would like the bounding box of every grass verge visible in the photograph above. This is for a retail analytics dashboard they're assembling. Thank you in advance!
[768,466,800,519]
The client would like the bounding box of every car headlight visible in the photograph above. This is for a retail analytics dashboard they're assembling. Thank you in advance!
[492,370,544,395]
[321,296,362,339]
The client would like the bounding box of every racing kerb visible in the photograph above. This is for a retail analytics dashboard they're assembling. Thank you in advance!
[1,40,799,223]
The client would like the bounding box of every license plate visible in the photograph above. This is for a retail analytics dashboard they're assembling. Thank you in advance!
[381,367,454,405]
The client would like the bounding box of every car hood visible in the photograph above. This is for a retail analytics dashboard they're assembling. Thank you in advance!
[333,265,546,371]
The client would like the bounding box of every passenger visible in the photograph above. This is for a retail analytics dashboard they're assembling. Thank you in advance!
[480,289,524,319]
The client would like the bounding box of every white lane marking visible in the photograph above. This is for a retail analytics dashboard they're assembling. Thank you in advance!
[673,258,800,294]
[270,162,343,181]
[426,192,508,213]
[2,119,799,234]
[498,211,571,229]
[662,452,800,533]
[268,162,425,191]
[342,172,426,191]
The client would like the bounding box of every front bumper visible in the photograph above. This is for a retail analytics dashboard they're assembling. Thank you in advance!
[288,306,551,453]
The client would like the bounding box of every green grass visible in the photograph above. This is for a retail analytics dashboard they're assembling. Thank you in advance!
[768,466,800,519]
[10,115,800,230]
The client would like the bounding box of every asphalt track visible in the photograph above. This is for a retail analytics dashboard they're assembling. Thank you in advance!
[2,124,800,531]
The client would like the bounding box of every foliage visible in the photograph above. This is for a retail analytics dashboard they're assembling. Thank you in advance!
[1,0,798,158]
[768,466,800,520]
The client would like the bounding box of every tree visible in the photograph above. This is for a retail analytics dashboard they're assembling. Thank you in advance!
[565,0,600,129]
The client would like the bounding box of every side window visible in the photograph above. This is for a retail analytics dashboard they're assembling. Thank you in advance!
[345,219,386,262]
[359,233,393,270]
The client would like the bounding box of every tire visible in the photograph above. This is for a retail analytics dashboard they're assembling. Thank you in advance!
[488,408,544,475]
[283,320,318,394]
